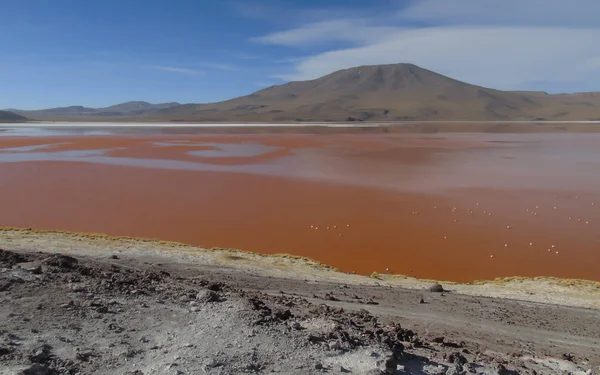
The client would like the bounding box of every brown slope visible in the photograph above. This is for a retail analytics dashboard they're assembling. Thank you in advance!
[153,63,599,122]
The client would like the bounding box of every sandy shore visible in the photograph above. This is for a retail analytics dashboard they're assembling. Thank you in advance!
[4,121,600,134]
[2,228,598,309]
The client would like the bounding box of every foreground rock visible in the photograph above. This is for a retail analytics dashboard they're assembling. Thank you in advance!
[0,249,597,375]
[429,283,444,293]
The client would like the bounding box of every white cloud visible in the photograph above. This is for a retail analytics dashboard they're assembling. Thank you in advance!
[399,0,600,27]
[150,65,203,76]
[272,56,310,64]
[252,20,400,47]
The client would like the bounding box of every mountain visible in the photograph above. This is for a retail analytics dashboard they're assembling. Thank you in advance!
[0,110,29,123]
[12,101,180,120]
[12,64,600,122]
[151,64,600,122]
[37,106,97,115]
[99,101,181,114]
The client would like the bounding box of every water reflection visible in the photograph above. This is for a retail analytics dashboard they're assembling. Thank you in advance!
[1,134,600,193]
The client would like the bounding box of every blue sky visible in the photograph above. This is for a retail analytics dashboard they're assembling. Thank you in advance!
[2,0,600,109]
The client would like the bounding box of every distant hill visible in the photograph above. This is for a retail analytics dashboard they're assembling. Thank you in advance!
[11,101,180,120]
[12,64,600,122]
[39,106,98,115]
[99,101,181,114]
[0,110,29,123]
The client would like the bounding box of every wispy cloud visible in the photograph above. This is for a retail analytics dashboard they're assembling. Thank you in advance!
[272,57,307,64]
[149,65,203,76]
[200,62,242,71]
[257,1,600,92]
[252,19,399,47]
[399,0,600,27]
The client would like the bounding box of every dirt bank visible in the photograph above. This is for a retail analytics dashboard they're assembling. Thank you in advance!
[1,230,599,374]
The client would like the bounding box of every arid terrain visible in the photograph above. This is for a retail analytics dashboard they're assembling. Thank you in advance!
[8,64,600,123]
[1,229,599,375]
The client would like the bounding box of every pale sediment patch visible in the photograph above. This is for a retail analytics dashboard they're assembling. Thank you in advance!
[1,227,599,309]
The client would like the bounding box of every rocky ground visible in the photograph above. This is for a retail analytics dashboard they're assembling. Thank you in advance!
[1,246,598,375]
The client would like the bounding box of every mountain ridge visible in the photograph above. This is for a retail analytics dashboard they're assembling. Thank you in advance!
[10,101,181,118]
[9,64,600,122]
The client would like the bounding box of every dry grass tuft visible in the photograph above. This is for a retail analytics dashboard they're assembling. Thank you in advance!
[0,227,190,248]
[221,253,246,261]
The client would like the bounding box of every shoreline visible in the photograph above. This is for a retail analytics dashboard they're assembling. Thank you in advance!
[3,121,600,135]
[2,227,599,310]
[8,120,600,125]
